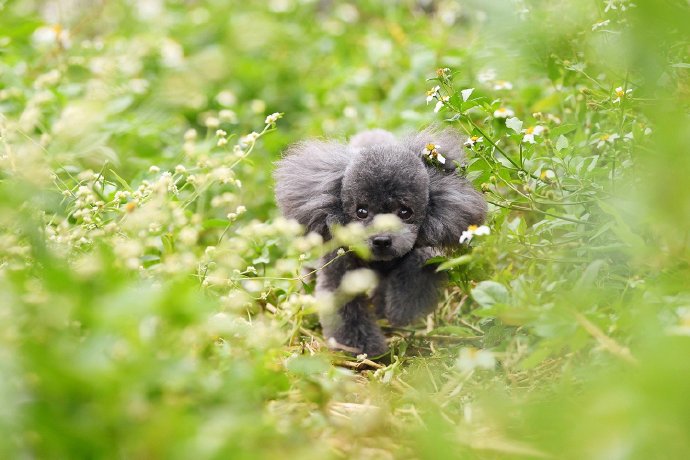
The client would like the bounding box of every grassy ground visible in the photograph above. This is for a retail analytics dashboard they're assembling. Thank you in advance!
[1,0,690,458]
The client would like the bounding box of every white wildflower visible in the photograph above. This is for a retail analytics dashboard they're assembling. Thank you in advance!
[493,107,515,118]
[340,269,378,296]
[459,225,490,244]
[426,85,440,104]
[32,24,71,49]
[457,348,496,372]
[216,90,237,107]
[184,128,197,141]
[240,132,260,146]
[464,136,483,148]
[592,133,620,148]
[434,96,449,113]
[250,99,266,113]
[264,112,283,125]
[219,109,237,123]
[493,80,513,90]
[422,143,446,164]
[372,214,402,232]
[612,86,632,103]
[477,68,496,84]
[204,116,220,129]
[522,125,546,144]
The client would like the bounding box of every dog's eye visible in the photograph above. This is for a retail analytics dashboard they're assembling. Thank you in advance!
[356,207,369,219]
[398,206,413,220]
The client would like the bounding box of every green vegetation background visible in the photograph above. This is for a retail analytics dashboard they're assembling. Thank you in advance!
[1,0,689,458]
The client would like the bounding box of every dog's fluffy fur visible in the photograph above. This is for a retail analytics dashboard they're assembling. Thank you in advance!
[275,127,486,356]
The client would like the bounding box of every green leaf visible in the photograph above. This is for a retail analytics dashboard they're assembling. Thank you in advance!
[162,234,175,254]
[575,259,606,290]
[555,134,569,152]
[471,281,509,308]
[550,124,577,137]
[436,255,473,272]
[428,325,476,337]
[285,355,331,376]
[203,218,231,229]
[424,256,447,266]
[108,169,132,192]
[597,200,646,248]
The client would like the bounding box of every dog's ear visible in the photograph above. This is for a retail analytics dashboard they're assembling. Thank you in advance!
[274,140,350,239]
[404,126,466,172]
[407,127,487,247]
[417,169,487,247]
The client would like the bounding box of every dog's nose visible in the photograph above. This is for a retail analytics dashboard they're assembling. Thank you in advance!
[372,236,392,249]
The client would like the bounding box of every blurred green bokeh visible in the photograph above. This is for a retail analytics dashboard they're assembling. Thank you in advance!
[1,0,689,458]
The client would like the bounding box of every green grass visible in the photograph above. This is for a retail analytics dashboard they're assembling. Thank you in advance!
[1,0,689,458]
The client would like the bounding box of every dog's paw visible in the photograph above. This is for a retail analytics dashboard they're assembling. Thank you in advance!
[326,326,388,357]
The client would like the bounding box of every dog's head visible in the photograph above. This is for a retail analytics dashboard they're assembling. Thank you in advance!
[275,127,487,260]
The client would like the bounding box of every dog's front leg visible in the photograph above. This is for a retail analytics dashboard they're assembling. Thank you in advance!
[320,296,387,357]
[383,247,447,326]
[317,251,387,357]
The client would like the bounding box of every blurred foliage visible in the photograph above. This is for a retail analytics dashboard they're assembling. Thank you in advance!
[1,0,689,458]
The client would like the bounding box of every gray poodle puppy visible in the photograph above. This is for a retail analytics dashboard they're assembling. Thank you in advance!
[275,127,486,356]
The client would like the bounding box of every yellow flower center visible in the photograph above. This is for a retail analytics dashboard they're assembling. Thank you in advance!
[525,127,535,134]
[471,136,479,141]
[600,134,610,141]
[615,88,625,97]
[468,225,478,231]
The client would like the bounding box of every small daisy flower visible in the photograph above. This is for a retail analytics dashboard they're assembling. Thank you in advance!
[32,24,72,49]
[459,224,490,244]
[422,143,446,165]
[436,67,450,77]
[456,348,496,372]
[434,96,450,113]
[493,107,515,119]
[546,113,562,125]
[612,86,632,103]
[204,116,220,129]
[240,132,260,147]
[464,136,483,148]
[219,109,237,123]
[493,80,513,90]
[265,112,283,125]
[477,68,496,84]
[540,169,556,181]
[426,85,440,104]
[592,133,620,148]
[183,129,197,141]
[522,125,545,144]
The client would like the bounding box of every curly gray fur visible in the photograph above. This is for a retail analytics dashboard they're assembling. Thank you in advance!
[274,127,487,356]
